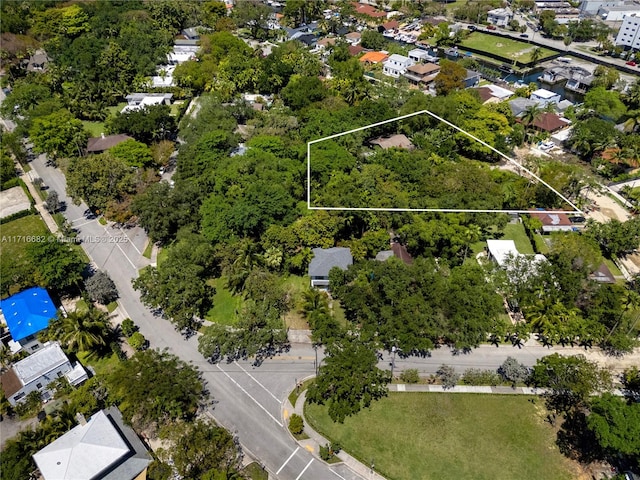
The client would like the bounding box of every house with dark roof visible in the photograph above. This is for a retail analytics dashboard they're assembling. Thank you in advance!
[309,247,353,288]
[349,45,366,56]
[529,112,571,133]
[378,20,400,33]
[589,263,616,284]
[473,84,514,104]
[86,134,134,154]
[1,342,87,405]
[376,240,413,265]
[1,287,56,353]
[463,69,481,88]
[33,406,152,480]
[529,210,574,232]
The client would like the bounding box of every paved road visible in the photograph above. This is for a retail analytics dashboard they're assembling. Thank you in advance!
[28,155,366,480]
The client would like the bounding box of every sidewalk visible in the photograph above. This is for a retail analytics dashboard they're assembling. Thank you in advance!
[289,390,387,480]
[14,162,59,234]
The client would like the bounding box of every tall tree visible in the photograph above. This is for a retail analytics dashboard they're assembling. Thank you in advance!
[29,109,88,159]
[306,337,391,423]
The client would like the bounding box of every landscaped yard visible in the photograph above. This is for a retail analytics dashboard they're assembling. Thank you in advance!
[501,222,535,254]
[305,393,574,480]
[458,32,557,63]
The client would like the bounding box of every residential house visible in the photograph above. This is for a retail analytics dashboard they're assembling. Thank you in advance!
[370,134,414,150]
[408,48,439,63]
[530,112,571,133]
[22,50,51,72]
[359,51,389,64]
[486,239,520,267]
[316,37,337,51]
[345,32,362,45]
[487,7,514,27]
[589,263,616,283]
[351,2,387,19]
[349,45,366,56]
[614,15,640,50]
[309,247,353,288]
[565,68,595,94]
[378,20,400,33]
[474,84,514,104]
[531,88,562,106]
[86,134,134,154]
[403,62,441,87]
[529,210,574,232]
[382,54,415,77]
[375,240,413,265]
[1,287,56,353]
[167,45,199,65]
[33,406,152,480]
[182,26,210,40]
[121,93,173,114]
[151,65,176,88]
[509,97,539,117]
[463,69,482,88]
[1,342,87,405]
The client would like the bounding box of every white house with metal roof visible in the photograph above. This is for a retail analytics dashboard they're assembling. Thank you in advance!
[382,54,415,77]
[33,406,152,480]
[0,342,87,405]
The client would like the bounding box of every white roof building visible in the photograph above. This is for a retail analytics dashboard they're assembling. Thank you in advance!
[487,239,520,267]
[33,407,152,480]
[531,88,561,106]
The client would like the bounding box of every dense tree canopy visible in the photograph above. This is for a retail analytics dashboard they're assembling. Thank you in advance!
[306,337,391,423]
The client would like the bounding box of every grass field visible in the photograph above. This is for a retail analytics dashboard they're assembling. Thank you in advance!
[459,32,557,63]
[206,277,244,326]
[305,393,573,480]
[1,215,49,297]
[501,223,534,254]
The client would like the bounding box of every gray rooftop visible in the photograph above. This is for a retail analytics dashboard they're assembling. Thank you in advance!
[309,248,353,277]
[509,97,538,117]
[33,407,152,480]
[13,342,69,385]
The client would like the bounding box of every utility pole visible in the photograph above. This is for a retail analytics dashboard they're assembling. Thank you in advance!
[390,345,398,378]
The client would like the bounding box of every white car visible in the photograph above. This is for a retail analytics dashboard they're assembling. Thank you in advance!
[539,141,555,151]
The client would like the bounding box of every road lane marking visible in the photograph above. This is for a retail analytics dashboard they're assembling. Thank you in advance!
[108,225,142,255]
[330,469,348,480]
[73,219,95,227]
[304,445,313,452]
[284,409,289,420]
[216,364,283,427]
[276,447,299,475]
[295,459,314,480]
[234,361,282,404]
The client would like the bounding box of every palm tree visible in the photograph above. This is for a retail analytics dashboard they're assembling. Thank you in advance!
[521,104,542,142]
[530,47,543,65]
[50,305,112,353]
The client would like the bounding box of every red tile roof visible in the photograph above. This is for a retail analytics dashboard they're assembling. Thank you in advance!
[86,134,134,153]
[349,45,366,56]
[529,210,572,227]
[351,2,387,18]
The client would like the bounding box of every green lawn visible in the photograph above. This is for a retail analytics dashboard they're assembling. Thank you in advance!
[82,121,106,137]
[458,32,557,63]
[76,351,121,377]
[0,215,49,297]
[501,223,534,254]
[205,277,244,326]
[305,393,573,480]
